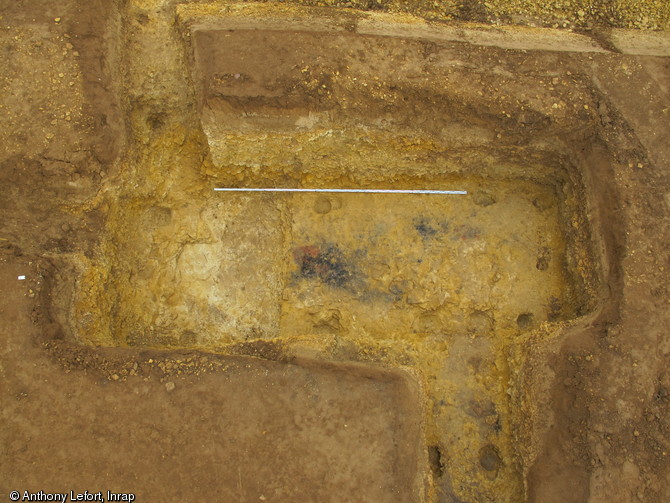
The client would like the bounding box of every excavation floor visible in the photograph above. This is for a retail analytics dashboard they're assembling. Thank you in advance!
[91,183,573,347]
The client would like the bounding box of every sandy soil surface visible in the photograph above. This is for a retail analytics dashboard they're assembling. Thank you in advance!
[1,1,669,502]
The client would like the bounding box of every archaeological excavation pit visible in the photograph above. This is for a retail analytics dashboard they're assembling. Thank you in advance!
[47,6,610,503]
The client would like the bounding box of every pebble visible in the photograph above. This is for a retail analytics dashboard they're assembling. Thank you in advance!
[165,381,175,392]
[472,191,496,207]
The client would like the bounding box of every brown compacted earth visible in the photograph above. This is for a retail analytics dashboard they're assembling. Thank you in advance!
[1,1,670,502]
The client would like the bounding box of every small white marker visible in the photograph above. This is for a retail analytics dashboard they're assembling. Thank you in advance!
[18,275,26,280]
[214,188,468,195]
